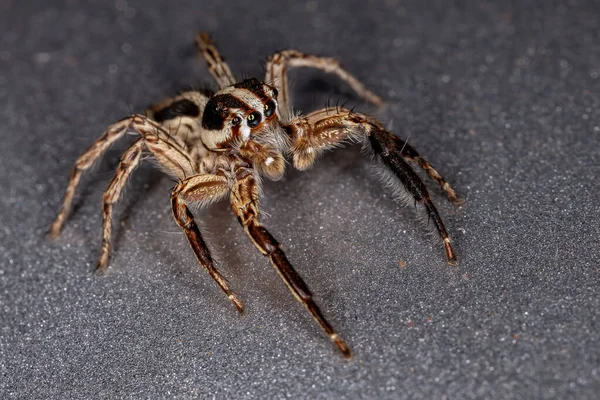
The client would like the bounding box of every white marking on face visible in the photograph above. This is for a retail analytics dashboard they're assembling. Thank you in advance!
[265,157,274,165]
[240,125,251,141]
[306,147,314,154]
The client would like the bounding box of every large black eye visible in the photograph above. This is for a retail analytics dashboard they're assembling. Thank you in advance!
[231,116,241,126]
[264,100,276,117]
[246,111,262,127]
[272,87,278,97]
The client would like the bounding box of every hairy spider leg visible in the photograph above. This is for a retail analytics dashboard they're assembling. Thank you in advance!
[230,169,351,357]
[284,108,461,264]
[49,115,195,239]
[394,140,465,204]
[196,33,236,90]
[171,174,244,312]
[96,139,143,273]
[94,115,201,272]
[264,49,384,122]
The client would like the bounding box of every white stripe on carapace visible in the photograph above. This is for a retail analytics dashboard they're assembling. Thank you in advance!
[220,87,267,142]
[221,86,265,113]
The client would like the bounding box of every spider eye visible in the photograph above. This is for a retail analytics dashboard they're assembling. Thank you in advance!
[272,87,278,97]
[247,111,262,127]
[231,116,242,126]
[264,100,276,117]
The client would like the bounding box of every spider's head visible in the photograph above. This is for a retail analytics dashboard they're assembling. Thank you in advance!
[200,78,280,150]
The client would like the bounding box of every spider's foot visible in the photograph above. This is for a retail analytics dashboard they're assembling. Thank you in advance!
[448,193,466,205]
[94,264,108,275]
[331,333,352,359]
[95,251,110,275]
[47,217,64,239]
[228,293,245,314]
[444,238,458,266]
[440,182,466,205]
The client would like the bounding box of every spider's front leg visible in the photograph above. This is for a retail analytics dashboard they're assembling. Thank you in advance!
[231,168,351,358]
[171,174,244,312]
[264,50,384,122]
[285,109,463,264]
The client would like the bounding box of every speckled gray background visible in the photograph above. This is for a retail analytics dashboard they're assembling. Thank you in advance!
[1,0,599,399]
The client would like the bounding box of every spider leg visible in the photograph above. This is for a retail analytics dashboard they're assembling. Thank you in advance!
[394,140,465,204]
[96,139,143,273]
[96,124,202,273]
[49,117,132,238]
[171,174,244,312]
[285,109,461,264]
[369,130,458,264]
[49,114,196,239]
[231,169,351,358]
[264,50,384,122]
[195,32,236,89]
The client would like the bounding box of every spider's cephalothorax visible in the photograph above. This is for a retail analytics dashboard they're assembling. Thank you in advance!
[198,78,289,180]
[48,33,464,359]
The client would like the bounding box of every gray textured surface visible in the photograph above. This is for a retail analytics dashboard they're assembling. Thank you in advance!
[1,0,599,398]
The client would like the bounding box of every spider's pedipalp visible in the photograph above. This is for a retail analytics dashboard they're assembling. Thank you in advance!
[264,50,384,122]
[231,171,352,358]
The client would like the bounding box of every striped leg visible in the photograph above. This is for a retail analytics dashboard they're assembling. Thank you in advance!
[49,114,196,239]
[264,50,384,122]
[231,170,351,358]
[96,128,199,273]
[285,108,461,264]
[96,139,143,273]
[171,174,244,312]
[196,32,236,89]
[49,117,134,238]
[393,140,465,204]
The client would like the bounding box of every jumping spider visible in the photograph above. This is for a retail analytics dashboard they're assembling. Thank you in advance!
[49,33,464,358]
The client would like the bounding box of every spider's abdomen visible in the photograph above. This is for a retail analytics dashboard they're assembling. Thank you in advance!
[152,98,201,122]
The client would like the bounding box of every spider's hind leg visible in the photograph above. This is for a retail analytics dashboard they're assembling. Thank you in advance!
[195,32,236,89]
[264,50,384,122]
[96,139,143,273]
[95,124,196,273]
[50,113,198,273]
[49,116,143,238]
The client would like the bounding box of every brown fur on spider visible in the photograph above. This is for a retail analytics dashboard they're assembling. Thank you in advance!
[48,33,464,359]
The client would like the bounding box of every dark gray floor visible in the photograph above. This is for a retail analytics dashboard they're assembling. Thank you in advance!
[1,1,599,398]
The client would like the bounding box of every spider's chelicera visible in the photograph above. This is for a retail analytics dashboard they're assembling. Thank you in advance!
[49,33,464,358]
